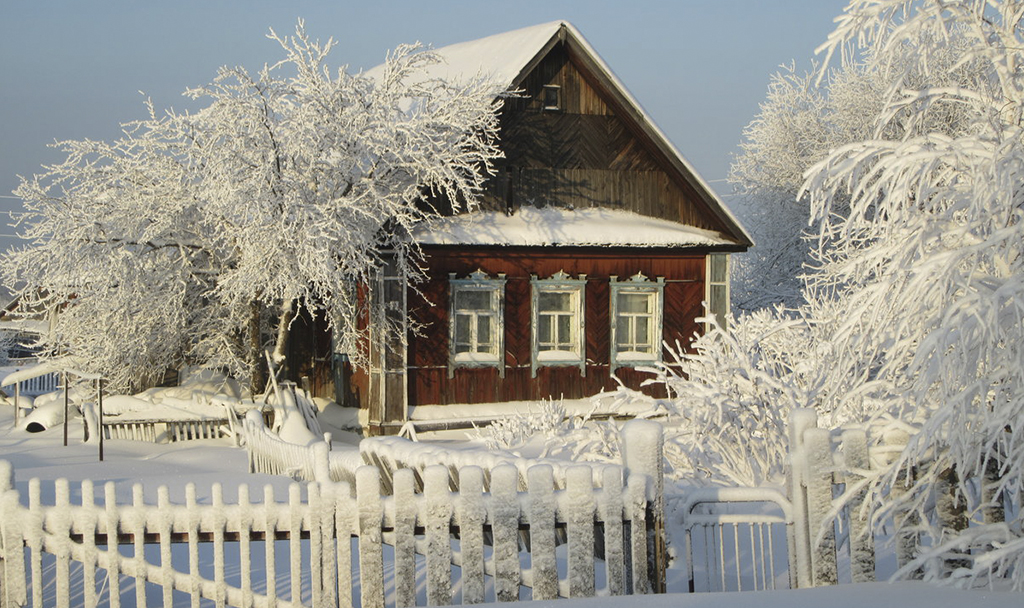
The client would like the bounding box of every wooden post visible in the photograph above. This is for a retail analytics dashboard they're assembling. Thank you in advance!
[62,371,69,447]
[13,382,19,429]
[621,419,665,593]
[841,429,874,583]
[97,379,104,462]
[786,408,818,588]
[804,427,837,586]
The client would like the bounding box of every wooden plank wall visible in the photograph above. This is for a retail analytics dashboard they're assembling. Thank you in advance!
[471,42,729,236]
[405,246,706,406]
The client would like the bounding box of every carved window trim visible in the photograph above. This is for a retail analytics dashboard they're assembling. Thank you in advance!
[449,270,506,378]
[610,273,665,373]
[530,270,586,378]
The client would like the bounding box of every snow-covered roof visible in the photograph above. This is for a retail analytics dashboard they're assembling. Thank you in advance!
[365,21,564,89]
[412,205,731,248]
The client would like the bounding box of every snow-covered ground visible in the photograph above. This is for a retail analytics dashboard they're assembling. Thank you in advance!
[0,402,1018,606]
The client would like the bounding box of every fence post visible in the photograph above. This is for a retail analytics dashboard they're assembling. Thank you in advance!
[787,408,817,589]
[621,419,665,593]
[885,429,921,578]
[804,427,838,586]
[0,460,27,608]
[841,429,875,583]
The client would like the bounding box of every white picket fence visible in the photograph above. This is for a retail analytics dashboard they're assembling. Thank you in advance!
[0,421,666,607]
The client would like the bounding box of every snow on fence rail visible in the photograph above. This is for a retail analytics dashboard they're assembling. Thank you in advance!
[360,435,624,495]
[0,424,664,608]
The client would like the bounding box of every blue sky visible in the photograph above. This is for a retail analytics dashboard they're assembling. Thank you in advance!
[0,0,848,251]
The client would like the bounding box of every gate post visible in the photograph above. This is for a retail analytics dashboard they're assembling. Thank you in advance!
[786,408,817,588]
[804,428,838,585]
[621,419,665,593]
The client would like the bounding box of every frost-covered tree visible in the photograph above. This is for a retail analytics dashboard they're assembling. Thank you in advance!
[804,0,1024,585]
[730,36,973,311]
[657,0,1024,585]
[5,22,503,392]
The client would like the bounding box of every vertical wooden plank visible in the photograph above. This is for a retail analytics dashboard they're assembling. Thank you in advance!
[238,485,254,608]
[28,478,43,608]
[599,467,625,595]
[457,466,486,604]
[131,483,147,608]
[528,465,558,600]
[804,428,838,586]
[212,483,228,608]
[262,485,278,608]
[104,482,121,608]
[424,465,453,606]
[626,473,650,594]
[288,483,302,605]
[187,483,201,608]
[54,478,72,606]
[842,430,875,583]
[308,483,324,608]
[356,466,385,608]
[0,462,27,608]
[392,469,417,608]
[565,466,596,597]
[80,479,99,608]
[158,486,173,607]
[319,483,338,608]
[489,465,521,602]
[335,482,354,608]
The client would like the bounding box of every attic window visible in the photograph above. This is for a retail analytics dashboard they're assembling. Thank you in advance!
[542,84,561,111]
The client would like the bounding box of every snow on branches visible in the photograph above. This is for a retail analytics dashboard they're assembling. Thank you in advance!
[804,0,1024,587]
[4,21,504,392]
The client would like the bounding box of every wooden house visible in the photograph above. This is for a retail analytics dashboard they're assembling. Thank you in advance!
[289,21,751,434]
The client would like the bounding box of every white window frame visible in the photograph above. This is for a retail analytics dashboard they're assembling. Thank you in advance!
[705,253,730,329]
[530,270,586,377]
[610,273,665,373]
[449,270,506,378]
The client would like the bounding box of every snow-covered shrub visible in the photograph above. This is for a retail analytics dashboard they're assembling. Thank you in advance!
[472,399,620,464]
[634,309,822,487]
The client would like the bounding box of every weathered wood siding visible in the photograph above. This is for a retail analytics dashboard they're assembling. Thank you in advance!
[404,246,706,406]
[470,42,729,235]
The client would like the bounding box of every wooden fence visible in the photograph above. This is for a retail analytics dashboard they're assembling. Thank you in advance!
[0,420,665,607]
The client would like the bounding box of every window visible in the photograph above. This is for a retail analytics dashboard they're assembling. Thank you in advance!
[610,273,665,372]
[542,84,561,111]
[531,271,586,377]
[706,253,730,328]
[449,270,506,377]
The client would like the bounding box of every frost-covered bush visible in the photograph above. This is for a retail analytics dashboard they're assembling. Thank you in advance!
[633,309,823,487]
[473,399,620,464]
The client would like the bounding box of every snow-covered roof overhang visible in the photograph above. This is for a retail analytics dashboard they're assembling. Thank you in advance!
[411,205,733,248]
